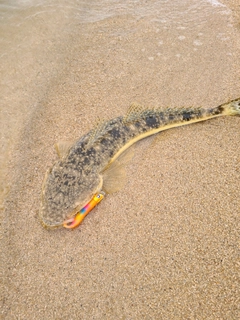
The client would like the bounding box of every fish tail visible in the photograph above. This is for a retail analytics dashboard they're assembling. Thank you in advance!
[218,97,240,117]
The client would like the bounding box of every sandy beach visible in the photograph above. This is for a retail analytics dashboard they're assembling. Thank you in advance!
[1,0,240,319]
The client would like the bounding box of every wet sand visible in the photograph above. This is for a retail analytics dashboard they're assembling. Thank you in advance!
[1,0,240,319]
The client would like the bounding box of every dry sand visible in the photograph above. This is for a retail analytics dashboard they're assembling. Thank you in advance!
[1,0,240,319]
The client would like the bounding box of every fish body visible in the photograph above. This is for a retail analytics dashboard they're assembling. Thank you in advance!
[40,98,240,228]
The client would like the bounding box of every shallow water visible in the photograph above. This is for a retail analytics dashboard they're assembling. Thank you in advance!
[0,0,238,203]
[1,0,240,319]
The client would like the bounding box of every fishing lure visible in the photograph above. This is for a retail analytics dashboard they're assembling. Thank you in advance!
[63,191,105,229]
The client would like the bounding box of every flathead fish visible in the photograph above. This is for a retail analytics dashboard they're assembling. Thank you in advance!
[40,98,240,228]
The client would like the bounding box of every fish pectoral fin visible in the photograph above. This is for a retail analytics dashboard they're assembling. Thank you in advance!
[54,141,73,158]
[101,146,135,194]
[102,160,127,194]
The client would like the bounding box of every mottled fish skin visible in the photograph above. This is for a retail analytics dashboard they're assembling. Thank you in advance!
[40,98,240,228]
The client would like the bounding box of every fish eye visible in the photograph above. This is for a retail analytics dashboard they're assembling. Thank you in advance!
[96,194,101,198]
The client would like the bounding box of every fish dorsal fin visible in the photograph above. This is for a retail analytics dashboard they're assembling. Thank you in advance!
[123,103,146,124]
[54,141,73,158]
[86,118,107,148]
[101,146,135,194]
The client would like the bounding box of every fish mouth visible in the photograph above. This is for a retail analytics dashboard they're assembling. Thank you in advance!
[39,215,64,230]
[39,197,93,229]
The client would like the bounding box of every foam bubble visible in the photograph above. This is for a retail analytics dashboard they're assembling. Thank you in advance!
[206,0,225,7]
[178,36,186,40]
[193,40,202,46]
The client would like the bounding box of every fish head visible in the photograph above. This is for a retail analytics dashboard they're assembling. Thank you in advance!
[39,160,103,228]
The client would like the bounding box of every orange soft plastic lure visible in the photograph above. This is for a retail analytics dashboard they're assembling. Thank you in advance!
[63,191,105,229]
